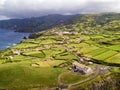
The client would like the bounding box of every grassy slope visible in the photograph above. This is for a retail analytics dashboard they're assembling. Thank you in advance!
[0,61,66,89]
[0,13,120,89]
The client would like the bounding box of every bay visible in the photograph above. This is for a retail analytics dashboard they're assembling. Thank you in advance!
[0,29,29,50]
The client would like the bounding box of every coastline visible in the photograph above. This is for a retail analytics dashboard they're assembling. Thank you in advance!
[0,29,29,50]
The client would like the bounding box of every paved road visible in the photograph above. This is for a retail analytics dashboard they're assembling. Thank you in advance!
[58,65,101,90]
[68,65,100,89]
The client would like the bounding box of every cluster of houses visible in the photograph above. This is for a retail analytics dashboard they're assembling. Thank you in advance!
[7,49,21,60]
[55,31,77,36]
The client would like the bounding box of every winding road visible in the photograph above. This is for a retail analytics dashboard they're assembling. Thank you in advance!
[68,65,101,89]
[58,65,101,90]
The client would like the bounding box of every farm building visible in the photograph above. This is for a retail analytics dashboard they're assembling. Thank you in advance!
[63,31,71,34]
[80,57,91,62]
[55,31,63,36]
[12,50,20,55]
[72,61,92,74]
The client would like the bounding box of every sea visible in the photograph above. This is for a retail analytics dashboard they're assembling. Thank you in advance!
[0,29,29,50]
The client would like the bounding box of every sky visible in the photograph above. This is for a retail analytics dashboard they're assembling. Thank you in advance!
[0,0,120,20]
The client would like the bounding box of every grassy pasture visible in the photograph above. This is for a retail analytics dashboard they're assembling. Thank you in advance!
[33,60,66,67]
[12,43,38,49]
[61,71,92,84]
[42,49,56,58]
[40,39,56,44]
[93,50,118,60]
[12,55,33,62]
[81,35,90,40]
[22,50,45,58]
[106,53,120,64]
[55,51,77,60]
[55,54,77,60]
[52,45,65,52]
[0,63,66,89]
[87,48,109,57]
[22,39,41,44]
[68,43,89,48]
[108,45,120,51]
[79,45,99,54]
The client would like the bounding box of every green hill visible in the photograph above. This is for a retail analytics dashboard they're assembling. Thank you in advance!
[0,14,72,32]
[0,13,120,33]
[0,13,120,89]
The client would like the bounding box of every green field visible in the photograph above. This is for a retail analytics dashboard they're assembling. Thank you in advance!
[108,45,120,51]
[61,71,92,84]
[93,50,118,60]
[86,48,108,57]
[32,60,66,67]
[106,53,120,64]
[40,39,56,44]
[55,51,78,60]
[79,45,99,54]
[0,62,66,89]
[12,55,33,62]
[68,43,89,48]
[43,48,64,58]
[22,50,45,58]
[12,43,38,49]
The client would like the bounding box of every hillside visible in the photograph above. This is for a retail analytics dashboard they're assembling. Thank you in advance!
[0,13,120,89]
[0,14,72,32]
[0,13,120,33]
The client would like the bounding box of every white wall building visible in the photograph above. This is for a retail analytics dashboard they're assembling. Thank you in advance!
[72,61,92,74]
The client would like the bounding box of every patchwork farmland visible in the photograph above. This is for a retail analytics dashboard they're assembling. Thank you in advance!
[0,14,120,89]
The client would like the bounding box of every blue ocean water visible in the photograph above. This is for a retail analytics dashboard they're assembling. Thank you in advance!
[0,29,29,50]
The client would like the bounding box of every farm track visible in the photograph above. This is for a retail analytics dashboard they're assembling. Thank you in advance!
[68,65,100,89]
[58,65,101,90]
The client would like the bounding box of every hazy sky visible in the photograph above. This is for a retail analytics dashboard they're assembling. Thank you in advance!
[0,0,120,20]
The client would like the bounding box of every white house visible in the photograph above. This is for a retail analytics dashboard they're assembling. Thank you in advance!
[72,61,92,74]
